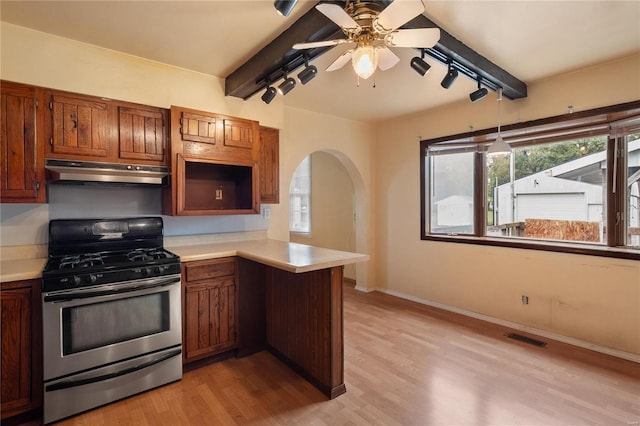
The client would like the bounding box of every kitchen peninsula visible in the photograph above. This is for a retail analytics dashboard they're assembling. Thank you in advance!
[167,238,369,399]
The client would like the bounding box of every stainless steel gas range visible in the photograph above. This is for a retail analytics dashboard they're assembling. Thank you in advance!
[41,217,182,424]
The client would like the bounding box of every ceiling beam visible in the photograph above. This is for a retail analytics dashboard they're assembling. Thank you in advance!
[225,1,527,101]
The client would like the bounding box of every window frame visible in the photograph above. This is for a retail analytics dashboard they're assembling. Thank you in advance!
[420,100,640,261]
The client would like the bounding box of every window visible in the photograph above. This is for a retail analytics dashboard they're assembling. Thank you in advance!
[289,156,311,234]
[420,101,640,260]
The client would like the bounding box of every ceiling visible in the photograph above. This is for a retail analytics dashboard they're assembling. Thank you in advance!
[1,1,639,123]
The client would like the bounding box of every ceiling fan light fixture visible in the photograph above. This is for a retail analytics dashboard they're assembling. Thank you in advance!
[351,45,378,80]
[261,86,277,104]
[274,0,298,17]
[297,64,318,85]
[440,64,458,89]
[277,76,296,95]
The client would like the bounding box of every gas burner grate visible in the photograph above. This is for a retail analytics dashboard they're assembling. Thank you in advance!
[59,254,104,270]
[126,248,169,262]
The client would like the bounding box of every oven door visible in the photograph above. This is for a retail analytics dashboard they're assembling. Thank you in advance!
[42,274,182,381]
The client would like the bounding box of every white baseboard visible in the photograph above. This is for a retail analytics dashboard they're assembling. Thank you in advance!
[367,287,640,364]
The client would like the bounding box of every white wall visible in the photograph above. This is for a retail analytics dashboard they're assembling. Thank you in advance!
[375,53,640,356]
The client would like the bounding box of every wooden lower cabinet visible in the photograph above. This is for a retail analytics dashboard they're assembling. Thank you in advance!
[182,258,238,363]
[0,279,42,420]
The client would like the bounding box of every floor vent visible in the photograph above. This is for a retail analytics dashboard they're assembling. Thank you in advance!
[505,333,548,348]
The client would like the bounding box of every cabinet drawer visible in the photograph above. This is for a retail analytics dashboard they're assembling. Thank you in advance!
[185,258,235,282]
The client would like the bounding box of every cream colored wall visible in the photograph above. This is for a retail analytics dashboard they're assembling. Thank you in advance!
[268,107,375,289]
[290,152,356,279]
[374,53,640,356]
[0,22,283,128]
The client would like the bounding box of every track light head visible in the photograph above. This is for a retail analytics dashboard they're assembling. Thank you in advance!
[273,0,298,17]
[410,56,431,76]
[277,77,296,95]
[470,87,488,102]
[440,65,458,89]
[297,65,318,85]
[261,86,277,104]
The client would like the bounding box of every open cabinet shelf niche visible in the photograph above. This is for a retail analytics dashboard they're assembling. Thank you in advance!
[176,155,259,215]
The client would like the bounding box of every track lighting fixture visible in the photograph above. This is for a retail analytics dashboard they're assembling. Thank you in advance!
[410,49,431,76]
[297,57,317,85]
[273,0,298,17]
[277,72,296,95]
[469,79,488,102]
[440,63,458,89]
[261,85,277,104]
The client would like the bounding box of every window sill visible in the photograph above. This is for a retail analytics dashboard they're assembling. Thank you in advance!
[422,234,640,261]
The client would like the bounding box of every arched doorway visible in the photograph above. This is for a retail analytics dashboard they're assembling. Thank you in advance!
[289,150,365,286]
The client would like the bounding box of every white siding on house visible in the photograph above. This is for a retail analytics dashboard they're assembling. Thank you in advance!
[516,193,586,221]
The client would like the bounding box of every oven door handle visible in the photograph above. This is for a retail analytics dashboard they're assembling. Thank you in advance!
[45,347,182,392]
[43,276,181,302]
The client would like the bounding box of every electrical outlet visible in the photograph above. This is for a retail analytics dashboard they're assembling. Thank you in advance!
[522,295,529,305]
[263,206,271,219]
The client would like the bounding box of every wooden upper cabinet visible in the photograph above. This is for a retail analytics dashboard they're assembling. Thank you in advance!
[118,106,166,163]
[44,88,169,167]
[0,81,46,203]
[259,126,279,204]
[180,111,217,145]
[224,118,255,150]
[164,106,261,216]
[49,92,109,159]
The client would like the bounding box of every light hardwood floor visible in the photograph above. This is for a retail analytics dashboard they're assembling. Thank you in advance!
[45,285,640,425]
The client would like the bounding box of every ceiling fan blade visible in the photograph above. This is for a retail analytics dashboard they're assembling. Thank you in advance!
[293,39,346,50]
[326,49,354,72]
[316,3,360,30]
[386,28,440,48]
[376,47,400,71]
[376,0,425,31]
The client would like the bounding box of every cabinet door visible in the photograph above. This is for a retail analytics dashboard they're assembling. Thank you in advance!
[223,118,255,150]
[184,278,237,361]
[180,111,217,145]
[0,285,33,419]
[49,92,109,158]
[0,82,45,203]
[118,106,166,164]
[259,126,280,204]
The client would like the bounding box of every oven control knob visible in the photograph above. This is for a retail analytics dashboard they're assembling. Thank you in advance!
[85,274,97,284]
[141,268,149,277]
[73,276,82,286]
[151,266,160,275]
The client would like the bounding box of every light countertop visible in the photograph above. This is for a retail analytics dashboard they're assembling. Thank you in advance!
[167,239,369,273]
[0,239,369,283]
[0,258,48,282]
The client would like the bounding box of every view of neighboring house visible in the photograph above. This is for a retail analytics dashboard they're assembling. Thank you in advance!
[493,138,640,244]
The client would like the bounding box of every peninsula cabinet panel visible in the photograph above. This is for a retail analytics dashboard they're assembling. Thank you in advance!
[118,106,167,164]
[0,279,42,420]
[48,92,109,159]
[265,266,345,399]
[259,126,279,204]
[183,258,238,363]
[0,81,46,203]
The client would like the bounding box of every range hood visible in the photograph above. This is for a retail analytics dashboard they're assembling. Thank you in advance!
[46,159,168,185]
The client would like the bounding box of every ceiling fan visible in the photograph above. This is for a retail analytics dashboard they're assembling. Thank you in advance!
[293,0,441,80]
